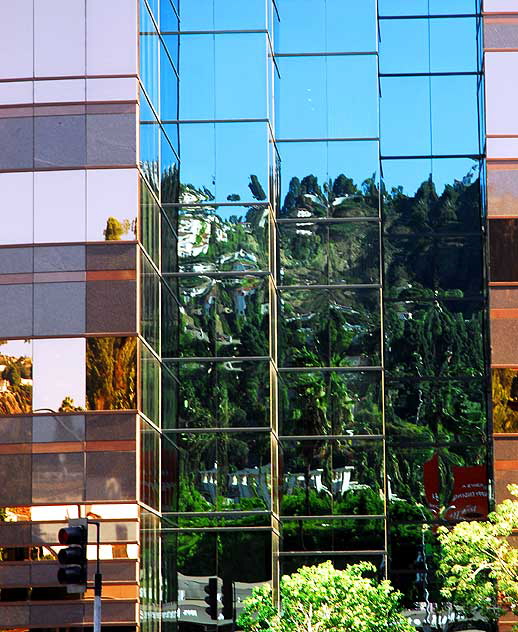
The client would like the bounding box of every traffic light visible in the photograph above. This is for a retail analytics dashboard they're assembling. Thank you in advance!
[221,578,234,621]
[57,518,88,593]
[204,577,218,620]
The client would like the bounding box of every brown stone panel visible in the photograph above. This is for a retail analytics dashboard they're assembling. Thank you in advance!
[86,243,136,271]
[85,451,136,502]
[491,287,518,308]
[85,412,137,441]
[0,522,31,546]
[84,599,137,624]
[29,603,85,626]
[490,317,518,364]
[86,279,137,333]
[488,162,518,216]
[0,605,29,627]
[0,563,30,586]
[485,17,518,49]
[0,453,31,505]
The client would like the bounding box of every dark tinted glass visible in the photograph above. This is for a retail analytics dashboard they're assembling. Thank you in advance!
[384,299,485,377]
[279,370,382,436]
[179,275,269,357]
[176,361,270,429]
[384,236,484,299]
[280,438,384,516]
[281,517,385,552]
[386,378,487,443]
[278,288,381,368]
[176,431,271,512]
[386,446,489,520]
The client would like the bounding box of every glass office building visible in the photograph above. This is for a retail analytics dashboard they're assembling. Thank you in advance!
[1,0,518,630]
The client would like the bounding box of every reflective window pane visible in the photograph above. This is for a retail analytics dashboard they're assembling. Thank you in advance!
[141,344,160,424]
[180,33,267,120]
[379,0,479,16]
[489,219,518,282]
[278,140,380,218]
[279,221,380,285]
[382,157,482,234]
[380,17,478,74]
[140,1,159,112]
[176,431,271,511]
[386,446,489,521]
[276,0,377,53]
[431,75,480,155]
[280,438,384,516]
[386,379,487,443]
[141,419,160,509]
[385,300,485,377]
[33,338,85,412]
[178,205,269,273]
[32,453,84,503]
[277,55,378,140]
[380,77,431,156]
[86,337,137,410]
[384,236,484,299]
[141,253,160,353]
[492,368,518,433]
[140,91,160,195]
[0,340,32,414]
[176,361,270,429]
[279,370,382,436]
[33,414,85,443]
[86,451,136,501]
[179,275,269,357]
[281,517,385,552]
[179,0,267,30]
[278,288,381,368]
[180,122,269,204]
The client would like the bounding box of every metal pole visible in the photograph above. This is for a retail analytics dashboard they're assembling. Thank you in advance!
[89,520,102,632]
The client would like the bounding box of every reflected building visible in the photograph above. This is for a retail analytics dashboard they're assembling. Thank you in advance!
[0,0,516,631]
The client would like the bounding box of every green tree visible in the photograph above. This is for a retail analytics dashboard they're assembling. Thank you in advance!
[103,216,131,240]
[438,485,518,623]
[238,561,413,632]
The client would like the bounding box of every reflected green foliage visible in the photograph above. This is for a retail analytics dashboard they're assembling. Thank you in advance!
[281,441,383,516]
[281,173,379,218]
[238,561,413,632]
[280,371,382,436]
[0,348,32,414]
[180,276,268,357]
[386,379,487,443]
[179,362,269,429]
[177,432,271,511]
[86,337,137,410]
[279,288,381,368]
[282,517,385,552]
[279,222,379,286]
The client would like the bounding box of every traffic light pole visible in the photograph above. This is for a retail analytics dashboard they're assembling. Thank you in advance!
[89,520,102,632]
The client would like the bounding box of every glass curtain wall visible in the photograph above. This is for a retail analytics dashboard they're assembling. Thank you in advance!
[162,1,278,629]
[274,0,385,576]
[139,1,180,630]
[378,0,491,608]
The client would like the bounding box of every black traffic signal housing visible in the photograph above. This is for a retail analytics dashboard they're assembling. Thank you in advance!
[221,578,234,621]
[204,577,218,620]
[57,518,88,593]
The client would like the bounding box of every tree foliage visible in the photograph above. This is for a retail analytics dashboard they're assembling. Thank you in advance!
[438,485,518,622]
[237,561,413,632]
